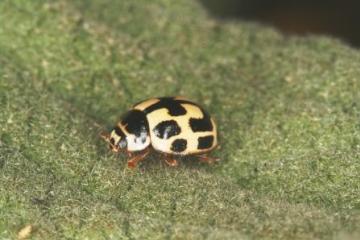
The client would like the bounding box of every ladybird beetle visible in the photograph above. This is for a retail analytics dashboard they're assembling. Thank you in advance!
[101,96,218,168]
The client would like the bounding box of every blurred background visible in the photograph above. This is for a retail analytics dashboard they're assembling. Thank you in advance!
[200,0,360,47]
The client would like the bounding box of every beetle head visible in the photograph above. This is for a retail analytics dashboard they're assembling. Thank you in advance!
[100,127,127,153]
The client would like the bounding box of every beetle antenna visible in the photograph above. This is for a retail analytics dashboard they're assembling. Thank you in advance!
[100,131,110,142]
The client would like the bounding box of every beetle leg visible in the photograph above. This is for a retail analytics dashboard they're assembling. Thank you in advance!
[127,148,150,168]
[163,154,178,167]
[198,154,219,164]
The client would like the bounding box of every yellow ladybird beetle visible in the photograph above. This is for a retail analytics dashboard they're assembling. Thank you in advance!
[101,96,218,168]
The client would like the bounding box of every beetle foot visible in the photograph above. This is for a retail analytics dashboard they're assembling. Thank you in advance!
[198,155,219,164]
[126,148,150,168]
[127,160,137,168]
[164,158,178,167]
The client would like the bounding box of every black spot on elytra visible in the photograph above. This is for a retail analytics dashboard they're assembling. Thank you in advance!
[197,136,214,149]
[121,109,149,137]
[189,110,213,132]
[171,139,187,152]
[143,97,199,116]
[153,120,181,139]
[138,97,213,132]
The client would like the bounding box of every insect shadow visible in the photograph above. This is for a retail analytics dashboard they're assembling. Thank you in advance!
[131,150,220,173]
